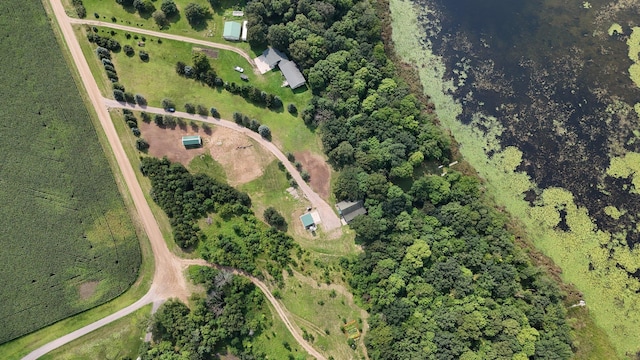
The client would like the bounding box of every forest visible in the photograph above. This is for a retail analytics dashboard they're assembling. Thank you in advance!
[244,0,574,358]
[139,267,287,359]
[140,157,251,248]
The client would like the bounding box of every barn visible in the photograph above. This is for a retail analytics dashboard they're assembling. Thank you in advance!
[223,21,242,41]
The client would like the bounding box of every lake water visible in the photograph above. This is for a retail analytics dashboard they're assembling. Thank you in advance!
[415,0,640,247]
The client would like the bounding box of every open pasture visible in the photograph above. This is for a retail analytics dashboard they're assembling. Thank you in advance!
[0,1,140,344]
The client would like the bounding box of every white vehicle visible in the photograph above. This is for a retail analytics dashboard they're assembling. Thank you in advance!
[233,66,244,73]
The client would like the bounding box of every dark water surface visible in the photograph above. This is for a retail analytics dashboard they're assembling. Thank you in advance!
[418,0,640,246]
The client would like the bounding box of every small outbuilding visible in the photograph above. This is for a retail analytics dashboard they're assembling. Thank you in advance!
[300,212,316,231]
[279,60,306,89]
[182,135,202,148]
[223,21,242,41]
[336,200,366,224]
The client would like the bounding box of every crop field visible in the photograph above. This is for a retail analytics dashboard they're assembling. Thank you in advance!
[75,25,319,155]
[0,1,140,344]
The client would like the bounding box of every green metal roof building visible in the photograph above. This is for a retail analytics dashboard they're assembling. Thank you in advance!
[300,213,315,230]
[223,21,242,41]
[182,135,202,148]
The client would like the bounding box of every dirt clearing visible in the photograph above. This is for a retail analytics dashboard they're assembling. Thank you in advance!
[78,281,99,301]
[140,122,273,186]
[294,151,331,200]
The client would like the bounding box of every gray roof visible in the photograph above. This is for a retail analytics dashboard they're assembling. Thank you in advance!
[261,47,288,68]
[336,200,366,223]
[278,60,306,89]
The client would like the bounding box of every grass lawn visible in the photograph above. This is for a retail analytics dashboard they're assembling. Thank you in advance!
[277,273,368,360]
[188,153,227,183]
[75,24,320,155]
[68,0,262,56]
[40,304,152,360]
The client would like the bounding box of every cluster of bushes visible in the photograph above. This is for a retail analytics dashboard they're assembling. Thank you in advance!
[224,82,282,110]
[140,157,251,248]
[232,112,271,140]
[122,109,141,137]
[175,53,220,88]
[96,48,118,83]
[72,0,86,18]
[87,33,121,52]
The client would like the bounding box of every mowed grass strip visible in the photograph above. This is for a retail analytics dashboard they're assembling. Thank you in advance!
[0,1,140,344]
[76,25,319,155]
[68,0,258,54]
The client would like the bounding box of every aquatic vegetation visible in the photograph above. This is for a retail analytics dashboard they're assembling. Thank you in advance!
[607,152,640,193]
[607,23,622,36]
[390,0,640,355]
[604,205,624,219]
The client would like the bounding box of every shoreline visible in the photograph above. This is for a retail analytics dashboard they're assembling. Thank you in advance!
[384,0,626,356]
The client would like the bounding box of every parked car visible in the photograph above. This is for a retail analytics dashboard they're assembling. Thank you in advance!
[233,66,244,73]
[240,74,249,81]
[167,107,175,113]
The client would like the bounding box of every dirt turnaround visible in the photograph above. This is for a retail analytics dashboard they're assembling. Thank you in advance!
[294,150,331,200]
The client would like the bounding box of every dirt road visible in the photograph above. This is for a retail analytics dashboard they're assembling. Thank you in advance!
[23,0,328,359]
[66,17,256,69]
[104,99,344,232]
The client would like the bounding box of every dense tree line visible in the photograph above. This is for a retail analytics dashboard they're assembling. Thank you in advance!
[87,32,121,52]
[140,268,275,359]
[246,0,574,358]
[140,157,251,248]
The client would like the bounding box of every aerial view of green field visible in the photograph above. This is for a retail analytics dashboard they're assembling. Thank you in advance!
[0,1,140,344]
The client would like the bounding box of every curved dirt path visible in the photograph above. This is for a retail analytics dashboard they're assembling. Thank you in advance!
[66,18,257,70]
[24,1,328,359]
[104,99,343,232]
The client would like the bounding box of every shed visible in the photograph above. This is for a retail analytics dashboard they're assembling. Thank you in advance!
[182,135,202,148]
[300,212,315,230]
[279,60,306,89]
[223,21,242,41]
[241,20,248,41]
[336,200,366,223]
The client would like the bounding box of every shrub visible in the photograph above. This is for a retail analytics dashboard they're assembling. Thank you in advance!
[75,4,87,18]
[154,114,165,126]
[264,207,286,228]
[136,138,149,151]
[124,92,136,104]
[141,112,151,122]
[184,103,195,114]
[95,46,110,59]
[286,152,295,162]
[94,12,99,18]
[113,89,125,102]
[164,115,176,128]
[196,104,208,116]
[152,10,168,28]
[123,44,134,56]
[133,0,155,14]
[288,178,298,188]
[127,120,137,128]
[287,103,298,115]
[135,94,147,106]
[258,125,271,139]
[233,112,242,125]
[161,0,178,17]
[112,82,125,92]
[175,61,186,76]
[184,3,209,26]
[139,51,149,61]
[161,98,174,110]
[249,119,260,132]
[301,170,310,182]
[132,127,141,137]
[210,107,219,118]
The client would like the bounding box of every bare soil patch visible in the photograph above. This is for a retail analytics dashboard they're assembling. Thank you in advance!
[207,127,274,186]
[194,47,219,59]
[78,281,99,301]
[141,122,274,186]
[140,122,206,165]
[294,151,331,200]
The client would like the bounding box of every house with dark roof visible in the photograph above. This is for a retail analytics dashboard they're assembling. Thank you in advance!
[258,47,288,70]
[336,200,366,224]
[278,60,306,89]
